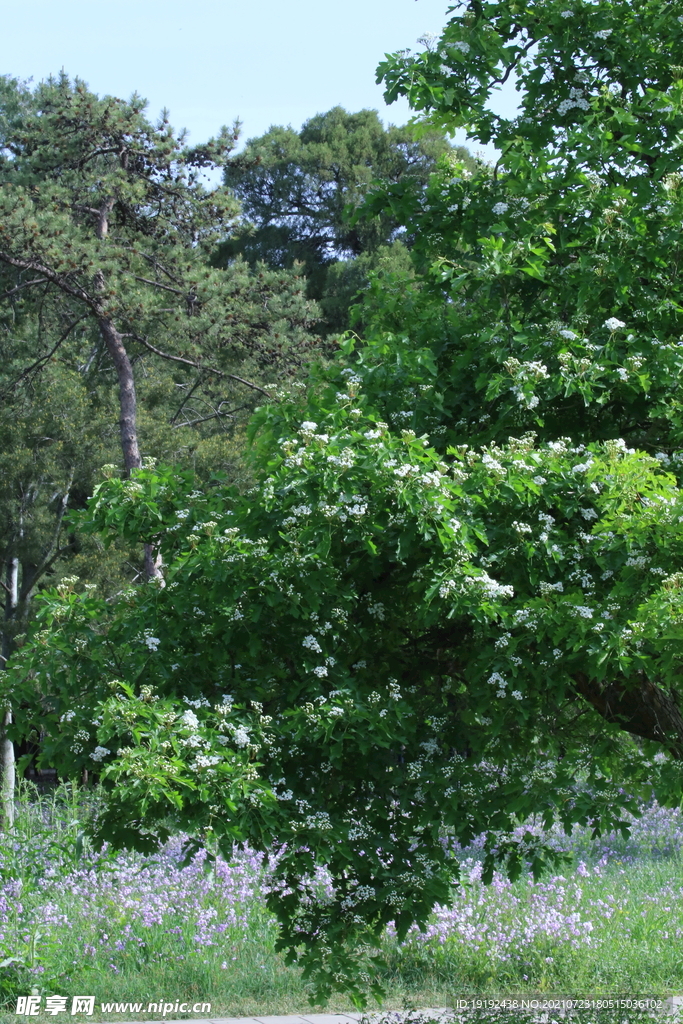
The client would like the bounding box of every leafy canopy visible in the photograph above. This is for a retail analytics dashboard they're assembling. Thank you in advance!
[8,0,683,1007]
[0,73,321,468]
[218,107,473,331]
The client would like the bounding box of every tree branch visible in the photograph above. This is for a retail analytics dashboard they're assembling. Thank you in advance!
[19,470,75,609]
[133,276,185,296]
[0,253,98,310]
[0,277,47,300]
[131,333,273,397]
[170,376,205,424]
[0,314,89,396]
[573,671,683,760]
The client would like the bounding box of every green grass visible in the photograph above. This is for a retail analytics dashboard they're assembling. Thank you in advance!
[0,783,680,1024]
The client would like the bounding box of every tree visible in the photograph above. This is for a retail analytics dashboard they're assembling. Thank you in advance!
[0,73,320,484]
[218,107,473,330]
[8,0,683,1007]
[0,73,322,816]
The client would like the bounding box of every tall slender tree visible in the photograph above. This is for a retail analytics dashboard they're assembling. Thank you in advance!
[0,73,322,814]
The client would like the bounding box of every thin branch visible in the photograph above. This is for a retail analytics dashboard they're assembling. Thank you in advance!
[0,277,47,300]
[0,315,89,396]
[133,276,184,296]
[131,333,273,397]
[19,470,75,606]
[172,411,231,428]
[131,250,184,286]
[170,375,205,424]
[0,253,98,310]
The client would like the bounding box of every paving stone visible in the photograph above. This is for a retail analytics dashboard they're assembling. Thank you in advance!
[300,1015,363,1024]
[253,1016,312,1024]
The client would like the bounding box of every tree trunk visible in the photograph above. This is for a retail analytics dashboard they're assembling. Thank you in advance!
[97,314,142,474]
[98,314,162,580]
[94,227,162,581]
[0,555,18,830]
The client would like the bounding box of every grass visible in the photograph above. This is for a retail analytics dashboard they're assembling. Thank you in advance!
[0,781,681,1024]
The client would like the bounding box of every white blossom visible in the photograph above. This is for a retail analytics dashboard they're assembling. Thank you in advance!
[181,709,199,730]
[604,317,625,331]
[302,635,323,653]
[90,746,111,762]
[232,726,250,747]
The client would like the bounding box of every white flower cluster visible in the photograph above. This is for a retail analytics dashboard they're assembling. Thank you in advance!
[482,452,505,475]
[231,725,250,748]
[467,572,514,600]
[625,554,650,568]
[492,202,509,216]
[558,87,590,115]
[420,471,443,488]
[305,811,333,831]
[302,635,323,653]
[388,679,401,700]
[183,696,210,708]
[488,672,507,698]
[539,581,564,595]
[90,746,111,762]
[604,317,626,331]
[450,40,470,54]
[194,753,221,771]
[143,633,160,651]
[327,448,355,469]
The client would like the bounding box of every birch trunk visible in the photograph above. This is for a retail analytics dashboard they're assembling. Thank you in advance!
[0,555,18,830]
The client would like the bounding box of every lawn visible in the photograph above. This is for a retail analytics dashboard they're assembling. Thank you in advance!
[0,783,680,1024]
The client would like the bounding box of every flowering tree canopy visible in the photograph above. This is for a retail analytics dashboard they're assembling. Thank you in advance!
[8,0,683,1007]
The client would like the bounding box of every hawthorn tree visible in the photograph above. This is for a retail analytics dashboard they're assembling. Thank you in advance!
[8,0,683,1006]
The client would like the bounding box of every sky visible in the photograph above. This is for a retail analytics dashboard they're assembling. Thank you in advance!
[2,0,517,160]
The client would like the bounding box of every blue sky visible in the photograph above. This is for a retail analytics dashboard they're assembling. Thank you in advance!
[3,0,516,159]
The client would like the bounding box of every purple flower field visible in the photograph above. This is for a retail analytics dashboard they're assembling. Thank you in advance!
[1,787,682,1016]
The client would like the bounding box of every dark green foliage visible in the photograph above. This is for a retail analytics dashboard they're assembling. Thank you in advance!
[217,107,474,331]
